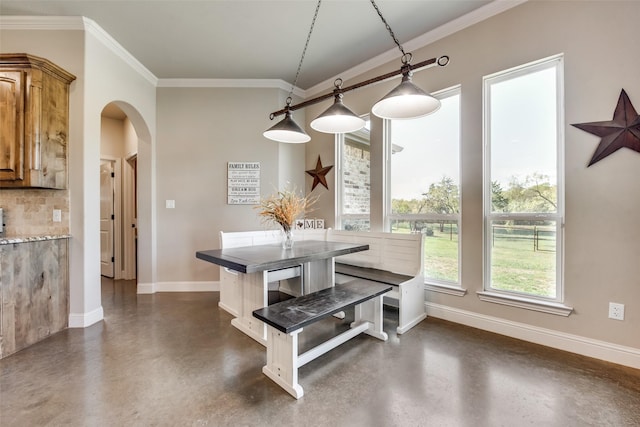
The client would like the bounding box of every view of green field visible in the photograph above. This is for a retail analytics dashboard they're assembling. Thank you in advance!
[393,222,556,297]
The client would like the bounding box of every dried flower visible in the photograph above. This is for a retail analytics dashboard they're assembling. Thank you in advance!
[256,188,317,232]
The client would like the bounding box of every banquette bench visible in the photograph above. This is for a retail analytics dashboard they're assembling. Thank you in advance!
[218,228,426,335]
[327,230,426,335]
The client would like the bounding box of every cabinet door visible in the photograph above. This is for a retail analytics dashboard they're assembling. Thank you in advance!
[0,71,25,181]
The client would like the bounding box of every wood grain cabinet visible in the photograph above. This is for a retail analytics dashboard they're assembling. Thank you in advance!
[0,54,75,189]
[0,238,69,358]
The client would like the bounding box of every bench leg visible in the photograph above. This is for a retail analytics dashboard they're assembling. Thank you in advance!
[262,326,304,399]
[351,296,388,341]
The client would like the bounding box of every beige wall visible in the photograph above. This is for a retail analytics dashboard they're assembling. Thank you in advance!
[1,19,157,326]
[155,87,305,284]
[101,116,126,158]
[305,0,640,352]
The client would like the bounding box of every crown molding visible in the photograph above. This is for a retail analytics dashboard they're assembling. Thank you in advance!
[0,15,85,30]
[1,0,528,94]
[81,17,157,86]
[0,15,158,86]
[305,0,529,97]
[157,78,305,97]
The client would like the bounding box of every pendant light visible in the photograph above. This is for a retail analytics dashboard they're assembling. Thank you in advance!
[371,54,441,120]
[310,79,366,134]
[264,0,322,143]
[264,0,450,142]
[263,99,310,143]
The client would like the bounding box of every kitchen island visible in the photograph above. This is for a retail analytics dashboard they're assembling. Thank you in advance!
[0,235,69,358]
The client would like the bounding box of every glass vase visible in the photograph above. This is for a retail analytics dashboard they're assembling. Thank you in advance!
[281,227,294,249]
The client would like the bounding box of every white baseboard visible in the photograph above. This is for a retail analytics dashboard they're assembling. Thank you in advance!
[136,282,155,294]
[68,306,104,328]
[426,302,640,370]
[137,281,219,294]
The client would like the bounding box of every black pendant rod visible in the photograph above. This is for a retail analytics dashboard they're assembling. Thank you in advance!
[269,55,449,119]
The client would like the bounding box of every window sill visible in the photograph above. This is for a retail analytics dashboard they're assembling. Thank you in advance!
[476,291,573,317]
[425,283,467,297]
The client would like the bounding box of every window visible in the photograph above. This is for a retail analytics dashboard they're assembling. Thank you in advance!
[337,118,370,231]
[483,55,565,305]
[387,87,461,286]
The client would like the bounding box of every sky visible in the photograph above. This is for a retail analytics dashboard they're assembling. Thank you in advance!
[390,90,461,200]
[389,64,558,201]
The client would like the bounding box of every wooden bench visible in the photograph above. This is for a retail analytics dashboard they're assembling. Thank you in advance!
[252,280,391,399]
[327,230,427,335]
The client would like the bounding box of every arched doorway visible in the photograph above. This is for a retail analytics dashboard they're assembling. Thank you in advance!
[100,102,138,283]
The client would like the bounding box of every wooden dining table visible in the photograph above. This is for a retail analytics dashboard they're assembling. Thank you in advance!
[196,240,369,345]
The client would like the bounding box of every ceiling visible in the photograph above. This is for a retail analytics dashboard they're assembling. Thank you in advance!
[0,0,495,90]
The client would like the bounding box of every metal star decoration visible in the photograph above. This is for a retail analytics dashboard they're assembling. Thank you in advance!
[305,156,333,191]
[572,89,640,166]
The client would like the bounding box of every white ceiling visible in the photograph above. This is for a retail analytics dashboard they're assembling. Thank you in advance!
[0,0,499,90]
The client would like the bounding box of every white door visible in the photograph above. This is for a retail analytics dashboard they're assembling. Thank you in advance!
[100,160,115,277]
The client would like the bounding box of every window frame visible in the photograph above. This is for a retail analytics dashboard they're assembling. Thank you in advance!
[481,54,570,314]
[384,85,463,289]
[335,116,371,231]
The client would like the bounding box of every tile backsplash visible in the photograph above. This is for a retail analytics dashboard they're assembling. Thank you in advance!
[0,189,69,236]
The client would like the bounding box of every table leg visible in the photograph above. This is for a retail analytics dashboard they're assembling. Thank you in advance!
[302,258,344,318]
[230,271,268,346]
[302,258,335,293]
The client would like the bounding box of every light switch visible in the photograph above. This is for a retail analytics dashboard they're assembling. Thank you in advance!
[53,209,62,222]
[166,200,175,209]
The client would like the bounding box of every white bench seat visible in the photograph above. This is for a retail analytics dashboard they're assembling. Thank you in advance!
[253,280,391,399]
[328,230,427,334]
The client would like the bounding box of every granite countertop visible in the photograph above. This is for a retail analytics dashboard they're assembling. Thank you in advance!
[0,234,71,245]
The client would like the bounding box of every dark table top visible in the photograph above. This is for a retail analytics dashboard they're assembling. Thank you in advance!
[195,240,369,274]
[252,279,392,333]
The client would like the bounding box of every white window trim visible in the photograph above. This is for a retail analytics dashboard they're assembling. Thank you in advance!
[385,86,463,288]
[477,291,573,316]
[334,133,344,228]
[336,117,371,230]
[426,283,467,297]
[482,54,566,310]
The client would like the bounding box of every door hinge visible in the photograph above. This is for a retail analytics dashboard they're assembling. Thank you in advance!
[111,214,115,220]
[111,172,115,178]
[111,256,115,263]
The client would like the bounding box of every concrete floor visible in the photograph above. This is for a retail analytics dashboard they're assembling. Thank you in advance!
[1,278,640,426]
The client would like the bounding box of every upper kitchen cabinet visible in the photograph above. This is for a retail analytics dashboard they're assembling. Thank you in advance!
[0,54,76,189]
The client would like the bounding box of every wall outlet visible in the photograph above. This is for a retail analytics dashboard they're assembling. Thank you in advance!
[52,209,62,222]
[165,200,175,209]
[608,302,625,321]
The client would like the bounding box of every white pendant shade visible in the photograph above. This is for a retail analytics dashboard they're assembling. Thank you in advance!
[263,112,311,143]
[310,99,366,134]
[371,74,441,119]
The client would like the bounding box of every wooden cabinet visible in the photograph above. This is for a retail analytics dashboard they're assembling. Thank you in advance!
[0,238,69,358]
[0,54,75,189]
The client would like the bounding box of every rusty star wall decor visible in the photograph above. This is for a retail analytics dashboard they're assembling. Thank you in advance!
[305,156,333,191]
[572,89,640,166]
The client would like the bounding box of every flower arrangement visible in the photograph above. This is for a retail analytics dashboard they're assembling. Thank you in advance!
[256,188,317,233]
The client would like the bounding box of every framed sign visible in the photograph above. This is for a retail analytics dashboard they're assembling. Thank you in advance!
[228,162,260,204]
